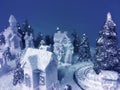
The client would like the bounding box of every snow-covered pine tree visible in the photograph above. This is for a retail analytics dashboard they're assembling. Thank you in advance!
[34,32,43,48]
[0,33,5,45]
[79,33,91,62]
[45,35,51,45]
[3,47,12,64]
[71,31,80,54]
[94,12,120,74]
[13,62,24,86]
[17,23,25,49]
[22,20,33,36]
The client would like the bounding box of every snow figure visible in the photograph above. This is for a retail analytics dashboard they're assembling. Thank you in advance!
[94,12,120,74]
[79,33,91,62]
[13,62,24,86]
[3,15,21,55]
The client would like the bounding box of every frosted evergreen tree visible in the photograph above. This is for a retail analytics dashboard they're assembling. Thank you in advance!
[13,62,24,86]
[45,35,51,45]
[94,12,120,74]
[22,20,33,35]
[17,23,25,49]
[71,31,80,54]
[71,31,80,64]
[3,47,11,64]
[79,33,91,62]
[0,33,5,45]
[17,23,22,35]
[34,32,43,48]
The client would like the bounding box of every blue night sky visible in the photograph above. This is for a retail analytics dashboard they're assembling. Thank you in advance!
[0,0,120,46]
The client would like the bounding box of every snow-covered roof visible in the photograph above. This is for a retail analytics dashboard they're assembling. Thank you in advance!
[9,15,17,23]
[21,48,53,71]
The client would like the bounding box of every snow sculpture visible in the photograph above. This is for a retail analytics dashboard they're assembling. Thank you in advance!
[3,15,21,56]
[54,27,73,64]
[21,48,58,90]
[94,12,120,74]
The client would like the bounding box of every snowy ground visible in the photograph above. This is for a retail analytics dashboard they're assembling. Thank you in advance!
[0,71,22,90]
[58,62,93,90]
[1,61,119,90]
[0,62,93,90]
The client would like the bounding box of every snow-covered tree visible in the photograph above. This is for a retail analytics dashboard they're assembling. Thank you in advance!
[45,35,51,45]
[13,62,24,86]
[3,47,11,64]
[79,33,91,62]
[71,31,80,54]
[22,20,33,36]
[94,12,120,74]
[0,33,5,45]
[71,31,80,64]
[34,32,43,48]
